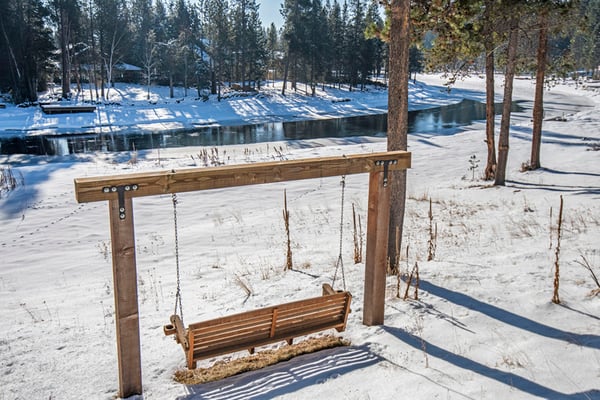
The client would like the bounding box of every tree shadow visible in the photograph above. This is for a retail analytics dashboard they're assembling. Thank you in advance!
[506,179,600,197]
[419,280,600,350]
[1,154,93,218]
[176,345,382,400]
[510,125,596,147]
[382,325,600,400]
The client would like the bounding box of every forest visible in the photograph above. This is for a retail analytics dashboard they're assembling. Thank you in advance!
[0,0,599,104]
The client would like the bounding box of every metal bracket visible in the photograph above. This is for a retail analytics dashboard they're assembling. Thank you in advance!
[375,160,398,187]
[102,184,139,220]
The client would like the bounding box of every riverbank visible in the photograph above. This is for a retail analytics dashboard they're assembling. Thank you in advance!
[0,75,499,138]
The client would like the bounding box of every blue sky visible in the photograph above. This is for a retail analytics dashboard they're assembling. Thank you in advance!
[258,1,283,28]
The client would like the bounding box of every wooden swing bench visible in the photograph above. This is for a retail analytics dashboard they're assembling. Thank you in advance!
[164,283,352,369]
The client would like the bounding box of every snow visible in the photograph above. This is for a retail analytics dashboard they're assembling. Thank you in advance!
[0,75,599,400]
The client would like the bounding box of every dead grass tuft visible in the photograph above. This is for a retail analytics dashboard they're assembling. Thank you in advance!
[173,335,350,385]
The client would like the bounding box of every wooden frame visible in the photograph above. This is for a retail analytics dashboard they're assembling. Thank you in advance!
[73,150,411,398]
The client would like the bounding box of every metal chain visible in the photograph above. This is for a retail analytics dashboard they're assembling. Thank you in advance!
[332,175,347,291]
[172,193,183,324]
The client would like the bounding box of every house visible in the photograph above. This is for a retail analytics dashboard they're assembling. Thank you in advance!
[114,62,143,83]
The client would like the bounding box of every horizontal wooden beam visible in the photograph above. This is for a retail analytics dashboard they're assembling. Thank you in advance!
[74,151,411,203]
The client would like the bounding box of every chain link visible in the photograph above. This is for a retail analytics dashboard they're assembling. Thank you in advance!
[332,176,346,291]
[172,193,183,324]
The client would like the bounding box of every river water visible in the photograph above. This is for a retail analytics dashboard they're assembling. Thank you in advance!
[0,99,522,156]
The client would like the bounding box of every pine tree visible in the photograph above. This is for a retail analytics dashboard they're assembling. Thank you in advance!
[385,0,410,269]
[529,1,576,170]
[50,0,82,99]
[571,0,600,77]
[495,1,524,186]
[130,0,156,99]
[230,0,266,88]
[203,0,232,99]
[0,0,55,102]
[326,0,345,87]
[265,22,280,84]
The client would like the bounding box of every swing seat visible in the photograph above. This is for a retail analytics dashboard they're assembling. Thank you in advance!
[164,283,352,369]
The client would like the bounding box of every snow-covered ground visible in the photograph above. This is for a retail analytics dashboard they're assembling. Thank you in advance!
[0,75,599,400]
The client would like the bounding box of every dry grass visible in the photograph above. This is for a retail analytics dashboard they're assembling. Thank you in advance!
[173,335,350,385]
[0,166,19,198]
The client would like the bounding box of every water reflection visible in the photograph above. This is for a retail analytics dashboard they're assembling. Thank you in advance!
[0,99,522,156]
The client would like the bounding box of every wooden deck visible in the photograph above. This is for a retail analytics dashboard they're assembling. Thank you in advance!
[41,104,96,114]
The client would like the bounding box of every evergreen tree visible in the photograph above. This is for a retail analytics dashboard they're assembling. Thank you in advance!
[1,0,55,103]
[571,0,600,76]
[244,0,267,88]
[495,0,526,186]
[231,0,266,88]
[529,1,576,170]
[365,1,386,80]
[281,0,311,94]
[203,0,232,98]
[50,0,82,99]
[265,22,281,84]
[306,0,328,94]
[130,0,156,98]
[326,0,346,87]
[346,0,365,89]
[371,0,410,275]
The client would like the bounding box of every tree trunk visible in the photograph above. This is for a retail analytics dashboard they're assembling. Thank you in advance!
[484,47,496,180]
[60,8,71,99]
[387,0,410,269]
[484,1,496,180]
[530,9,548,170]
[281,54,290,95]
[495,16,519,186]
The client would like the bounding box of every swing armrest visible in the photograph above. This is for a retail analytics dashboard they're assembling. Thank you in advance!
[322,283,345,295]
[164,315,189,350]
[164,324,177,336]
[322,283,336,295]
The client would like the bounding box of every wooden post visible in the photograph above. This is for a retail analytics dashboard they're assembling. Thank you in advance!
[363,170,391,326]
[109,197,142,398]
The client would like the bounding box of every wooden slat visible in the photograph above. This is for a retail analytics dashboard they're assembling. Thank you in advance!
[276,298,348,317]
[193,323,272,347]
[191,312,273,333]
[276,309,344,326]
[277,305,347,323]
[194,329,271,353]
[189,292,348,331]
[74,151,411,203]
[275,319,346,337]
